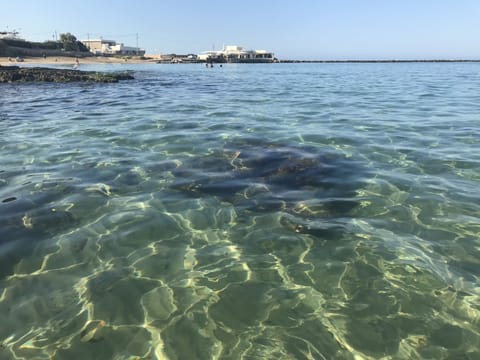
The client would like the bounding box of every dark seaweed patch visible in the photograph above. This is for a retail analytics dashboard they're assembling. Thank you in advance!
[170,140,368,234]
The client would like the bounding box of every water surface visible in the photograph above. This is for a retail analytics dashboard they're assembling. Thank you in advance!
[1,62,479,359]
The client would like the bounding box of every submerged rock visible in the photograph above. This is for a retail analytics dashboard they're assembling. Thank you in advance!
[170,140,367,217]
[166,139,371,241]
[0,184,78,278]
[0,65,134,83]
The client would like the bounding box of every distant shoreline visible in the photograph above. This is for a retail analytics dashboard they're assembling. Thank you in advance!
[0,56,156,66]
[2,55,480,66]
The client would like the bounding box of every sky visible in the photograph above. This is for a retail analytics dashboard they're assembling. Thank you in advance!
[2,0,480,60]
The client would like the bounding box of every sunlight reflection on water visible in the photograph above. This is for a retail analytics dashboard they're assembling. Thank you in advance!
[0,62,479,359]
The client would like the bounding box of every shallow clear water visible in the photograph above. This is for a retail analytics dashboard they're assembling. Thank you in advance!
[0,62,479,359]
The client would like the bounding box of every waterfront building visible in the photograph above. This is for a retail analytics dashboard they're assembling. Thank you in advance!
[197,45,275,63]
[157,53,198,63]
[81,38,145,56]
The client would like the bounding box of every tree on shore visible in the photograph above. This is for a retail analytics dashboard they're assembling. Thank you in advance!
[59,33,89,52]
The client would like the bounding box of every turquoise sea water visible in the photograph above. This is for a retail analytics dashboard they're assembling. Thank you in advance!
[0,62,479,359]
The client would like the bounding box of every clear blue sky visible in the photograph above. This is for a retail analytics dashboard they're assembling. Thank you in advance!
[3,0,480,60]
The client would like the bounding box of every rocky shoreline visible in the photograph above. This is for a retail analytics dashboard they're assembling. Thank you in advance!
[0,65,134,83]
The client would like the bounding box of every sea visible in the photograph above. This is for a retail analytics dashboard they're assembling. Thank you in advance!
[0,62,479,359]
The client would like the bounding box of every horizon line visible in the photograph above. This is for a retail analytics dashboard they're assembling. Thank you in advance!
[277,59,480,63]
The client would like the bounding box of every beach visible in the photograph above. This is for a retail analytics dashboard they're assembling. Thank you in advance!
[0,55,158,66]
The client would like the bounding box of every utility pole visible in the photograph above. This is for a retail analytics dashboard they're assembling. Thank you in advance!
[136,33,139,55]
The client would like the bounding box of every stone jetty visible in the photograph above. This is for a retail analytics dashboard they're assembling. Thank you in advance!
[0,65,134,83]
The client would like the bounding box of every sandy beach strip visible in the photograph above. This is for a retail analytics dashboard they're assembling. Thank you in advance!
[0,55,158,67]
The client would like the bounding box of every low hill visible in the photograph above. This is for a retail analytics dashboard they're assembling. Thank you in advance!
[0,33,92,58]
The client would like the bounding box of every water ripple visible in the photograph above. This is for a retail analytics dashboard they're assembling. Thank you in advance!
[1,63,480,359]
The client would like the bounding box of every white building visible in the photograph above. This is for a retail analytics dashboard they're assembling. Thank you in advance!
[198,45,275,63]
[81,39,145,56]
